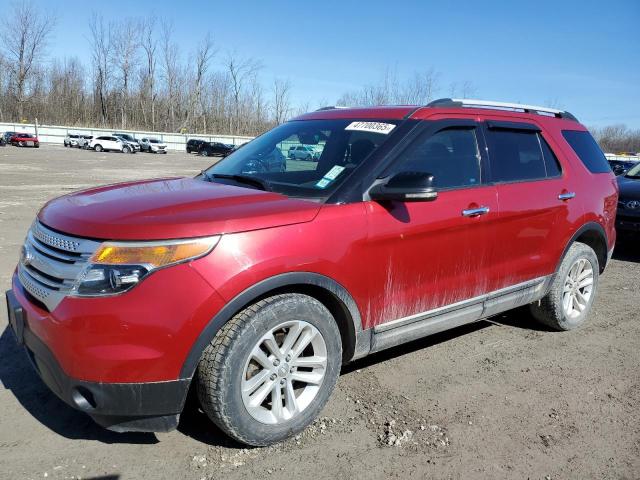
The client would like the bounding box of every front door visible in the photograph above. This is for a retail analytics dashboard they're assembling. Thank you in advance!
[365,122,499,328]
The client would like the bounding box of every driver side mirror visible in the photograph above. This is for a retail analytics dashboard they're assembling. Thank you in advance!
[369,171,438,202]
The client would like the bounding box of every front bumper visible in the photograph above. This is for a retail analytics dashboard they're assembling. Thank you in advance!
[6,289,190,432]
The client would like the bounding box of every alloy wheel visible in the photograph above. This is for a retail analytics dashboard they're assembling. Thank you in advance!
[241,320,327,425]
[562,258,594,319]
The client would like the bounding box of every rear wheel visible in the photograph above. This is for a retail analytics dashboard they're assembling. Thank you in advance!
[199,150,208,157]
[197,293,342,446]
[94,144,103,152]
[530,242,599,331]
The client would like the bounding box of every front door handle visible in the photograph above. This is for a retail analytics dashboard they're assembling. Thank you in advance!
[462,206,490,217]
[558,192,576,201]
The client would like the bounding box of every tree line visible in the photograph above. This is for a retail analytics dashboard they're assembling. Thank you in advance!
[0,2,291,135]
[0,1,638,151]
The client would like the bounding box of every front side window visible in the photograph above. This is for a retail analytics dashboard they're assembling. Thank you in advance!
[486,129,549,182]
[204,119,399,198]
[391,127,481,189]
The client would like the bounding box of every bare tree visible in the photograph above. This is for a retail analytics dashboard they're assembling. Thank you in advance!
[0,1,55,120]
[185,34,215,132]
[449,80,476,99]
[226,53,262,134]
[112,19,139,128]
[139,17,157,129]
[88,13,113,126]
[271,78,292,124]
[160,20,181,131]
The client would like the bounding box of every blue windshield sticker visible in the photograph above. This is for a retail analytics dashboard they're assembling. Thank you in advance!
[315,178,331,189]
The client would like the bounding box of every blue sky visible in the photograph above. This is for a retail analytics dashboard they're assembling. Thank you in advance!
[44,0,640,127]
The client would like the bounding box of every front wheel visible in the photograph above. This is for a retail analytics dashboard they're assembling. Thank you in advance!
[122,146,130,154]
[197,293,342,446]
[199,150,208,157]
[530,242,599,331]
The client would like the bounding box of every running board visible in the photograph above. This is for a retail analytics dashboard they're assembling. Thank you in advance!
[369,276,551,354]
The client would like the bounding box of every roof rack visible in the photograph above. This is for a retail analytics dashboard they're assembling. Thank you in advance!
[315,105,350,111]
[426,98,578,121]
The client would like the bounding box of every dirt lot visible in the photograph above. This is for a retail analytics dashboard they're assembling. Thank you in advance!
[0,144,638,480]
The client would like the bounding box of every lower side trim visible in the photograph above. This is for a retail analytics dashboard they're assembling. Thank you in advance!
[369,275,553,355]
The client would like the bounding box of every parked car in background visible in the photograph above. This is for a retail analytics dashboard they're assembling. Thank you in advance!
[89,135,133,153]
[77,135,93,149]
[113,133,141,152]
[615,162,640,236]
[288,144,319,160]
[186,138,207,153]
[64,134,81,147]
[2,132,18,145]
[198,141,234,157]
[608,159,638,176]
[5,99,617,447]
[10,133,39,147]
[139,137,168,154]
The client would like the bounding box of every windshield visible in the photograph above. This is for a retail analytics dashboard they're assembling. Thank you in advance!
[203,119,399,198]
[626,163,640,178]
[149,139,159,143]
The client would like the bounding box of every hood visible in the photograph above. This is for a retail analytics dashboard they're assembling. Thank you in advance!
[617,175,640,200]
[38,177,321,240]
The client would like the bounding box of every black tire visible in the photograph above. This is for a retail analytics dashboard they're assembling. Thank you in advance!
[199,150,208,157]
[94,144,103,152]
[529,242,599,331]
[64,142,69,147]
[122,145,130,154]
[196,293,342,446]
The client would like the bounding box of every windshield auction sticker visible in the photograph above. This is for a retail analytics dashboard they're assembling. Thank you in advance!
[345,122,395,135]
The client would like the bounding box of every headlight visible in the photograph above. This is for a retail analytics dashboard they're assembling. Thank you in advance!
[71,236,220,297]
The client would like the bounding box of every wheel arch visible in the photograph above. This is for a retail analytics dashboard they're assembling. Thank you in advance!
[558,222,609,274]
[180,272,367,379]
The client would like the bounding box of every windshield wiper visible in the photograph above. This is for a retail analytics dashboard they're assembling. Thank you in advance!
[208,173,272,191]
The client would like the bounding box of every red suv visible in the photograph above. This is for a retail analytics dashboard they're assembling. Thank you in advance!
[6,99,618,445]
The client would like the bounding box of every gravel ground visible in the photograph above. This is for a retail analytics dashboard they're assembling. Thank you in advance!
[0,145,638,480]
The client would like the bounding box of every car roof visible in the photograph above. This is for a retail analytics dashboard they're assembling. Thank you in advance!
[290,100,585,129]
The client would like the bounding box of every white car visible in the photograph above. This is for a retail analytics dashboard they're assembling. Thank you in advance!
[89,136,134,153]
[139,137,168,154]
[288,145,319,161]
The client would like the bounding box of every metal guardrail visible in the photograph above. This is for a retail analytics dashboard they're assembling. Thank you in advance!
[605,154,639,162]
[0,122,255,152]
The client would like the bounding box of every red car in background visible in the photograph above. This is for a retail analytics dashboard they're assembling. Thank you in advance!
[10,132,40,147]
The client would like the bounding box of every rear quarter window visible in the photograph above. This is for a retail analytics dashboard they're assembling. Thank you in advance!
[562,130,611,173]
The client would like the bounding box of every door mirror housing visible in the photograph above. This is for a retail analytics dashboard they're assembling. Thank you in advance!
[369,171,438,202]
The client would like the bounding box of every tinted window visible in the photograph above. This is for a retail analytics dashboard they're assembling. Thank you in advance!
[562,130,610,173]
[540,136,562,177]
[487,130,546,182]
[393,127,481,189]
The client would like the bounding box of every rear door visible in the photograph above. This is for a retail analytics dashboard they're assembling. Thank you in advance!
[483,121,578,287]
[365,120,500,327]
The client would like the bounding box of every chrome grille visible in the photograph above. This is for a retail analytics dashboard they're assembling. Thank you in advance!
[18,221,101,311]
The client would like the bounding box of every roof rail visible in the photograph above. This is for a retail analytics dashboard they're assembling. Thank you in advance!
[315,105,350,111]
[426,98,578,121]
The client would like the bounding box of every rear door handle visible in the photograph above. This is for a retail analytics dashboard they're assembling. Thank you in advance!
[462,206,490,217]
[558,192,576,201]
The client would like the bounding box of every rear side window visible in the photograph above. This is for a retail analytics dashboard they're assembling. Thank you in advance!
[562,130,610,173]
[486,129,556,182]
